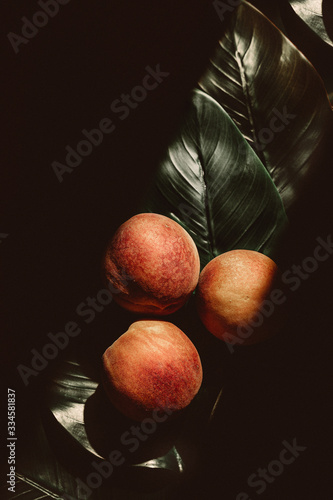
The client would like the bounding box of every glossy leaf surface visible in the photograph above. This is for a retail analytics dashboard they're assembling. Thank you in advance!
[42,341,221,483]
[198,1,332,209]
[290,0,333,47]
[144,89,287,268]
[45,357,183,469]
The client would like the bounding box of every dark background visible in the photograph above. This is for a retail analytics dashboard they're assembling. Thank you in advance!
[1,1,333,499]
[1,0,230,370]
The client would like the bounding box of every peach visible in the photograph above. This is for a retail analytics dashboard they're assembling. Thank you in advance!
[101,320,203,421]
[102,213,200,315]
[196,250,279,346]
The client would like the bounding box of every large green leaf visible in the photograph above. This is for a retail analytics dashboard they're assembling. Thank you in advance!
[44,355,186,472]
[198,1,333,209]
[143,89,287,269]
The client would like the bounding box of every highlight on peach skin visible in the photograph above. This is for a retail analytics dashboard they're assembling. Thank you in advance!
[101,320,203,421]
[102,213,200,315]
[195,249,280,346]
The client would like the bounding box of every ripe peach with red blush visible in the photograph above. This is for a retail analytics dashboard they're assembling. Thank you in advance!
[196,249,279,346]
[102,213,200,315]
[102,320,203,421]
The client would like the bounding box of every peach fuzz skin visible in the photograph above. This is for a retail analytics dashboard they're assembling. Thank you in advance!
[102,213,200,315]
[196,250,279,346]
[102,320,203,421]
